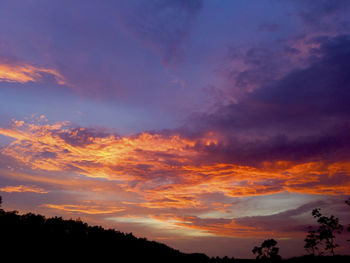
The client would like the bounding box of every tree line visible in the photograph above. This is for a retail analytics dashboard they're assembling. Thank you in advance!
[0,196,233,263]
[0,196,349,262]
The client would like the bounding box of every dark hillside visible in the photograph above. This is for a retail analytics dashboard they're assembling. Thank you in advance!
[1,207,349,263]
[0,208,218,262]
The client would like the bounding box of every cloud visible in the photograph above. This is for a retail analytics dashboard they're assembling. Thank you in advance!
[223,45,293,99]
[191,125,350,167]
[144,199,350,239]
[1,116,350,216]
[149,214,272,238]
[0,58,66,85]
[0,185,48,194]
[195,35,350,134]
[2,32,350,242]
[44,202,125,215]
[234,201,326,234]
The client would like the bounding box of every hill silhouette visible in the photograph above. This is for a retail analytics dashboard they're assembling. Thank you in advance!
[1,203,349,262]
[0,207,231,262]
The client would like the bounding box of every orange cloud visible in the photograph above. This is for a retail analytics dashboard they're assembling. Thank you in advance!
[0,118,350,213]
[148,214,281,238]
[0,59,65,84]
[0,185,48,194]
[1,118,350,242]
[44,203,125,215]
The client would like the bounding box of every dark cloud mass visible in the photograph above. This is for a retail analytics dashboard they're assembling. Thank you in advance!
[193,126,350,166]
[200,35,350,131]
[186,35,350,166]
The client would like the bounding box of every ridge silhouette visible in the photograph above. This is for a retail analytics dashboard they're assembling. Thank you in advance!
[0,199,232,262]
[1,196,350,263]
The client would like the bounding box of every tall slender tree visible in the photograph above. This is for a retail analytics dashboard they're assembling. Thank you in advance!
[309,208,343,256]
[346,198,350,241]
[304,226,322,256]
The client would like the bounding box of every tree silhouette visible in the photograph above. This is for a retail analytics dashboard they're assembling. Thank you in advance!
[252,239,281,261]
[1,197,234,263]
[308,208,343,256]
[346,198,350,207]
[304,226,322,256]
[346,198,350,242]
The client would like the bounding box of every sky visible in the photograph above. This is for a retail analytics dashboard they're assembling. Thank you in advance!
[0,0,350,258]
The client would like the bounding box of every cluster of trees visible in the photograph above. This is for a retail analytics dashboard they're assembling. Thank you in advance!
[0,196,232,263]
[1,196,349,262]
[304,208,343,256]
[253,239,281,261]
[251,198,350,261]
[304,198,350,256]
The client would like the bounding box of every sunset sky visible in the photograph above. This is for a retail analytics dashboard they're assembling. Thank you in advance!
[1,0,350,258]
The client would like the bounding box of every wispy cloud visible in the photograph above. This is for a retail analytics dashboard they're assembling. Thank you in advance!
[0,185,48,194]
[0,58,65,85]
[44,202,125,215]
[1,117,349,216]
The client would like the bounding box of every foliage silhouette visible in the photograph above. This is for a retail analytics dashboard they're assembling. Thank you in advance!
[2,195,350,262]
[346,198,350,242]
[304,208,343,256]
[252,239,281,261]
[304,226,322,256]
[0,196,236,263]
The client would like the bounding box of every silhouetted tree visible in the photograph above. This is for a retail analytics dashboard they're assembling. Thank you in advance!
[252,239,281,261]
[309,208,343,256]
[304,226,322,256]
[346,198,350,242]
